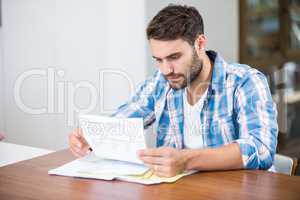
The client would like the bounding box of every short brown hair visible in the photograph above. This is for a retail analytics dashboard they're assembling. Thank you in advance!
[146,4,204,45]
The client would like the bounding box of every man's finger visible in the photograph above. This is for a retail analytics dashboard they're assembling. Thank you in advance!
[78,136,88,146]
[74,128,83,138]
[72,140,90,153]
[70,136,83,149]
[138,148,164,157]
[71,145,90,157]
[69,147,83,158]
[140,156,165,165]
[146,163,170,173]
[155,171,172,178]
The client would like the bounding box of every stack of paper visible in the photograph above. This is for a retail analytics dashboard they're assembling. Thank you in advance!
[48,115,195,184]
[48,153,195,185]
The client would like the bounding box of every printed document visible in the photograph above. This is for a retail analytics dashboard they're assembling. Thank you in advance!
[49,115,196,184]
[79,114,146,164]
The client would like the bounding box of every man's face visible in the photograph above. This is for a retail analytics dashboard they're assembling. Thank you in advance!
[149,38,203,89]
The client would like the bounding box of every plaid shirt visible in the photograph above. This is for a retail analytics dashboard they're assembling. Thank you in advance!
[113,51,278,170]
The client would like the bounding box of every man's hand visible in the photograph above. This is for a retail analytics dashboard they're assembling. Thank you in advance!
[137,147,186,178]
[68,128,91,157]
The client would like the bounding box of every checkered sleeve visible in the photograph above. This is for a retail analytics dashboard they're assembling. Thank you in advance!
[234,71,278,170]
[111,70,162,128]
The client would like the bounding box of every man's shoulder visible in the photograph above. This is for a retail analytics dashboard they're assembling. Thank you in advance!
[225,62,268,86]
[226,63,264,78]
[140,70,169,99]
[146,70,168,87]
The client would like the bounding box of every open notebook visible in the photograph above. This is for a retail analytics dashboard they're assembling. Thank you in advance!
[48,115,196,185]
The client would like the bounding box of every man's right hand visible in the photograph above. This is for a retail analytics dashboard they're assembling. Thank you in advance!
[69,128,91,157]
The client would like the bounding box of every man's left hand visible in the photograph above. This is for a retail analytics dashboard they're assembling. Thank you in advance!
[137,147,186,178]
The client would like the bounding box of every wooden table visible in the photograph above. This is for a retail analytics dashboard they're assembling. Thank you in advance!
[0,150,300,200]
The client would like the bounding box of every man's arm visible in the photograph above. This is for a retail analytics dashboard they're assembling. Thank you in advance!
[138,144,243,177]
[112,70,164,128]
[138,70,278,177]
[183,143,243,171]
[233,71,278,169]
[183,72,278,172]
[69,70,164,157]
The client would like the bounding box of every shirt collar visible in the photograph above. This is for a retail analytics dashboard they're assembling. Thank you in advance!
[163,50,227,95]
[206,50,227,94]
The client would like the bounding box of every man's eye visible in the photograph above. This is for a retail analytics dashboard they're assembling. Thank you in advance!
[155,59,162,63]
[169,55,180,60]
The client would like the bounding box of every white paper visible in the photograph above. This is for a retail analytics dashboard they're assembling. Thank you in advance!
[48,153,149,179]
[48,153,196,185]
[49,115,195,185]
[79,115,146,164]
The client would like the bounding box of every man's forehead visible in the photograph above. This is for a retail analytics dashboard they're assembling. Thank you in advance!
[149,38,190,58]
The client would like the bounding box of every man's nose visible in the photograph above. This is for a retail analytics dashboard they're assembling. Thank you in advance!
[161,61,174,75]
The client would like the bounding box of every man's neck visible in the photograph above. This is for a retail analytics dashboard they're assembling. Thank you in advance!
[186,54,213,105]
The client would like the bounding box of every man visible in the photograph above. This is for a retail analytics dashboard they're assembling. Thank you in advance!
[69,4,278,177]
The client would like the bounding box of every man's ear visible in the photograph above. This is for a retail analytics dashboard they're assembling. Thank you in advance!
[194,34,207,54]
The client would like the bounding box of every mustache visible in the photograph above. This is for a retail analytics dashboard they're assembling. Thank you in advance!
[164,72,185,79]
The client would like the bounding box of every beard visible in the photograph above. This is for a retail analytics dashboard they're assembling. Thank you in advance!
[164,50,203,90]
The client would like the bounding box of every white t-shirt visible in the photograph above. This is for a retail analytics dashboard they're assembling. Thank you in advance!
[183,88,208,149]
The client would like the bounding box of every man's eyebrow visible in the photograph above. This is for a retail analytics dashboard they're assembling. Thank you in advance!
[152,52,182,60]
[152,56,161,60]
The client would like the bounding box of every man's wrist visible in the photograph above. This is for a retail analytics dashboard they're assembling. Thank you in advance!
[180,149,200,171]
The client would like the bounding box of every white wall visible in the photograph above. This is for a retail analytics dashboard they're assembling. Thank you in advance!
[2,0,146,150]
[145,0,239,75]
[1,0,239,150]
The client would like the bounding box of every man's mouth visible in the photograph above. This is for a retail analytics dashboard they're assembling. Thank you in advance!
[166,75,182,81]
